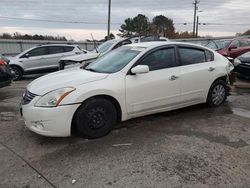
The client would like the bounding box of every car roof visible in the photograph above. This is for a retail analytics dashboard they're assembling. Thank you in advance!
[36,44,78,47]
[127,41,209,49]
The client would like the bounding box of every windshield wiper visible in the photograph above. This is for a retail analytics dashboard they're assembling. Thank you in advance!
[84,67,98,72]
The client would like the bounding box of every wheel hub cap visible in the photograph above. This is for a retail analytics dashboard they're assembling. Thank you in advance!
[87,108,106,129]
[212,85,226,105]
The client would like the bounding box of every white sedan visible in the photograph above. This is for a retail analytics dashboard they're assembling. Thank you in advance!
[21,42,234,138]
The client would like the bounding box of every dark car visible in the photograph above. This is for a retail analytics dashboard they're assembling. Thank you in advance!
[233,52,250,79]
[216,38,250,59]
[0,55,13,88]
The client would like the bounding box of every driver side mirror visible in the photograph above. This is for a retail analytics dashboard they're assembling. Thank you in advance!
[131,65,149,75]
[229,45,237,51]
[24,53,30,58]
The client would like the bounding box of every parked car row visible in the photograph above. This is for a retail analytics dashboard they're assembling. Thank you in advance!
[216,38,250,59]
[185,37,250,79]
[6,36,169,80]
[188,37,250,59]
[4,36,249,84]
[20,42,234,138]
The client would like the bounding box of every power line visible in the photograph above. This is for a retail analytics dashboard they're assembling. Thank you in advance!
[1,15,250,27]
[0,16,123,25]
[180,22,250,26]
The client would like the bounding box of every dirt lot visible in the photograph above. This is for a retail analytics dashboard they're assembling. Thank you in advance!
[0,77,250,188]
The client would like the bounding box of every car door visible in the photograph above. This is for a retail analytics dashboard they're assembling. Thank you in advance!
[125,46,182,117]
[177,46,216,104]
[45,46,68,69]
[18,46,49,72]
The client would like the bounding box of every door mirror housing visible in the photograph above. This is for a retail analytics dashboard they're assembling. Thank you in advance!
[131,65,149,75]
[25,53,30,58]
[229,45,237,51]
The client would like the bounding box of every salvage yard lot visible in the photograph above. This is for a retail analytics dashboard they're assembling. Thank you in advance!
[0,77,250,188]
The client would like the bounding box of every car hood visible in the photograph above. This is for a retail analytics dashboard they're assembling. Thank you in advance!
[61,53,100,62]
[7,56,19,64]
[27,68,108,95]
[239,52,250,62]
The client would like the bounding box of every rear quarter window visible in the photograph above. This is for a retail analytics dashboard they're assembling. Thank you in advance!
[179,47,206,65]
[48,46,64,54]
[64,46,74,52]
[205,50,214,61]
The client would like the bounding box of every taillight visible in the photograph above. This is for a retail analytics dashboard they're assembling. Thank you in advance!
[0,60,6,66]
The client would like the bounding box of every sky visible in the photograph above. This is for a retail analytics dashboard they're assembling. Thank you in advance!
[0,0,250,41]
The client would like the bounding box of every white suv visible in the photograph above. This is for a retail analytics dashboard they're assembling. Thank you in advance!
[21,42,234,138]
[9,44,83,80]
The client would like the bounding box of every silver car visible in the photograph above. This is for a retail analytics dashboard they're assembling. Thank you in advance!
[9,44,84,80]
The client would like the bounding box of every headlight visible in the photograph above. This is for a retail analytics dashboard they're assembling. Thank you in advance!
[234,58,241,66]
[35,87,75,107]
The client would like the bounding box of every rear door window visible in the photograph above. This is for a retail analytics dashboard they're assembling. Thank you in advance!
[24,47,49,57]
[48,46,65,54]
[178,47,206,65]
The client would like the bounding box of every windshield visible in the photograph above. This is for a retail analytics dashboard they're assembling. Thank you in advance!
[85,47,141,73]
[215,40,232,50]
[93,40,116,53]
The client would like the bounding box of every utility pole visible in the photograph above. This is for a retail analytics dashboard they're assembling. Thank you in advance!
[107,0,111,40]
[196,16,199,37]
[193,0,199,37]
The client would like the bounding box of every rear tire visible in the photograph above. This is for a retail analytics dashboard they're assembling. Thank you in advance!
[11,66,23,81]
[74,98,117,139]
[207,80,227,107]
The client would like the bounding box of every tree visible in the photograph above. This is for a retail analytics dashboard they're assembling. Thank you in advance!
[120,14,149,36]
[174,31,193,39]
[120,18,134,37]
[2,33,12,39]
[0,32,67,41]
[104,33,115,41]
[243,29,250,35]
[152,15,175,38]
[132,14,150,36]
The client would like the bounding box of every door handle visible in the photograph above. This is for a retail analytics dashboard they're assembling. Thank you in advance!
[38,57,45,60]
[208,67,215,72]
[170,75,179,81]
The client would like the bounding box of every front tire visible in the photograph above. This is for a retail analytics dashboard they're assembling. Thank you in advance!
[74,98,117,139]
[207,80,227,107]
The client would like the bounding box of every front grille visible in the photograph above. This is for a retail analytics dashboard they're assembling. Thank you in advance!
[22,90,37,105]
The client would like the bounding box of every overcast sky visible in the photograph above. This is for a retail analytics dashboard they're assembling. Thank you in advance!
[0,0,250,40]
